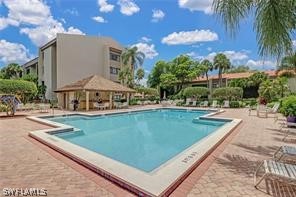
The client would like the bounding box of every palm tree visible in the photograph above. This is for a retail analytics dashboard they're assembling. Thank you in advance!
[118,66,133,88]
[278,52,296,71]
[135,68,145,85]
[0,63,23,79]
[213,0,296,59]
[213,53,231,87]
[121,46,145,70]
[199,59,213,88]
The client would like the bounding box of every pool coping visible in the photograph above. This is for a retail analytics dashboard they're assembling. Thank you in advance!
[27,106,242,196]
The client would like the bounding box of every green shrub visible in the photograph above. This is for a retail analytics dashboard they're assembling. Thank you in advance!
[212,87,243,101]
[0,79,37,104]
[0,104,7,112]
[243,98,257,106]
[183,87,209,99]
[280,96,296,117]
[129,98,138,105]
[230,101,240,108]
[136,87,158,97]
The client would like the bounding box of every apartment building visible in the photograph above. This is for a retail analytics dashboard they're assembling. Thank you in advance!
[22,57,38,75]
[23,33,125,99]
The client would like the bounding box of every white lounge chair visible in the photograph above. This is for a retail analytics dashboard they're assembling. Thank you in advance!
[254,160,296,188]
[184,99,191,106]
[94,102,105,110]
[273,146,296,162]
[222,100,230,108]
[211,100,219,108]
[267,102,280,118]
[200,101,208,107]
[190,101,197,107]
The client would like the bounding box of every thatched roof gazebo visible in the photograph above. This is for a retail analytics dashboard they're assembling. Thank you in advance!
[55,75,135,111]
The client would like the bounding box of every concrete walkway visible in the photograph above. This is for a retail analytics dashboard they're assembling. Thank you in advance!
[0,107,295,196]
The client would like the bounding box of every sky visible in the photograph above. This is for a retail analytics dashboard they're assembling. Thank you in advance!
[1,0,296,82]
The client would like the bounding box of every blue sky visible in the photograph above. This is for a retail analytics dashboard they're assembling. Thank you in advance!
[1,0,295,78]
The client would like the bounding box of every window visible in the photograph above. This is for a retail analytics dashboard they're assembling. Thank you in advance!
[110,52,120,62]
[110,67,120,75]
[26,69,30,74]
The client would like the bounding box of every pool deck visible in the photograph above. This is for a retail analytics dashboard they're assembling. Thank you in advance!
[0,106,295,197]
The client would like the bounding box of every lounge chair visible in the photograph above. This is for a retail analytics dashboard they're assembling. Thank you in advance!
[121,102,128,109]
[184,99,191,106]
[273,146,296,163]
[267,102,280,117]
[222,100,230,108]
[211,100,219,108]
[94,102,106,110]
[254,160,296,188]
[190,101,197,107]
[39,103,50,113]
[256,105,268,118]
[200,101,208,107]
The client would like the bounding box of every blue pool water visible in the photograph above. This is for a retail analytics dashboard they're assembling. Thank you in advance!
[46,109,226,172]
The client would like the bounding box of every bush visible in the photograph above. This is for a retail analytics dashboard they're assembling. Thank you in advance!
[0,104,7,112]
[280,96,296,117]
[243,98,257,106]
[230,101,240,108]
[183,87,209,99]
[136,87,158,97]
[0,79,37,104]
[212,87,243,101]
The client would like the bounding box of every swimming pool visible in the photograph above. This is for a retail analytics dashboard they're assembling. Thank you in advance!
[48,109,225,172]
[28,107,241,196]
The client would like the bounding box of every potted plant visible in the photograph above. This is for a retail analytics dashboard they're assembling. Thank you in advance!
[280,96,296,123]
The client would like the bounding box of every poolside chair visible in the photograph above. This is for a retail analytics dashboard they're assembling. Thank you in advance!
[222,100,230,108]
[273,146,296,163]
[190,101,197,107]
[121,102,128,109]
[256,105,268,118]
[200,101,208,107]
[254,160,296,188]
[184,99,191,106]
[211,100,219,108]
[94,102,105,110]
[267,102,280,117]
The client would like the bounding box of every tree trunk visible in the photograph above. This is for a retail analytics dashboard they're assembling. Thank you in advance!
[219,69,222,87]
[206,72,209,88]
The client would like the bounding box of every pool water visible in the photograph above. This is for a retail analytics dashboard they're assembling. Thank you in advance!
[47,109,226,172]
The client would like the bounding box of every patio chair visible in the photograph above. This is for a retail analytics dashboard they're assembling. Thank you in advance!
[254,160,296,188]
[211,100,219,108]
[222,100,230,108]
[121,102,128,109]
[256,105,268,118]
[273,146,296,163]
[39,103,50,113]
[184,99,191,106]
[267,102,280,117]
[200,101,208,107]
[94,102,105,110]
[190,101,197,107]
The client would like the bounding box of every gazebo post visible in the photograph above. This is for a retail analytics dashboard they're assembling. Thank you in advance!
[109,92,113,109]
[86,91,89,111]
[127,92,130,106]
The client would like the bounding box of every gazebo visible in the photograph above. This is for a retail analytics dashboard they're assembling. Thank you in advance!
[55,75,135,111]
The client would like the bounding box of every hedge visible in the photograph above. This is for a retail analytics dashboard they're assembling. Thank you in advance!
[0,79,37,103]
[136,87,158,96]
[183,87,209,99]
[212,87,243,101]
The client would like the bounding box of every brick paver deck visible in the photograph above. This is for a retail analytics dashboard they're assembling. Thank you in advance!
[0,107,295,197]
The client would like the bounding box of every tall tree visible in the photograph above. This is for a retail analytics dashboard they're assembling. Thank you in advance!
[278,52,296,71]
[199,59,213,88]
[147,60,169,88]
[213,53,231,87]
[135,68,145,85]
[213,0,296,59]
[118,66,134,88]
[121,46,145,70]
[0,63,23,79]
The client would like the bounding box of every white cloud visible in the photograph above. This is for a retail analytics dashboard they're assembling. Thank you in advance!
[293,40,296,47]
[246,59,276,70]
[117,0,140,16]
[151,9,165,22]
[92,16,107,23]
[207,47,212,51]
[178,0,213,14]
[98,0,114,13]
[139,36,152,43]
[64,8,79,16]
[0,39,34,65]
[20,18,84,46]
[0,0,84,46]
[189,50,249,64]
[1,0,51,27]
[132,43,158,59]
[162,29,218,45]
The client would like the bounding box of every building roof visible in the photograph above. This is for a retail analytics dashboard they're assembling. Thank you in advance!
[55,75,136,93]
[192,70,277,82]
[21,57,38,68]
